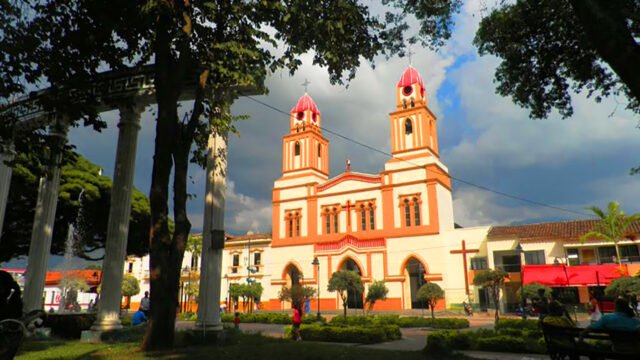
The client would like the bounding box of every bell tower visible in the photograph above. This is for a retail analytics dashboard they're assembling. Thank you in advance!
[281,93,329,178]
[389,66,439,156]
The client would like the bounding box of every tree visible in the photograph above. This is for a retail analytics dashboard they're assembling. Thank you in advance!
[474,1,640,120]
[605,276,640,302]
[517,282,552,302]
[581,201,640,267]
[121,274,141,310]
[278,284,316,312]
[473,269,509,321]
[1,151,151,262]
[328,270,364,317]
[365,280,389,315]
[58,274,89,311]
[416,282,445,319]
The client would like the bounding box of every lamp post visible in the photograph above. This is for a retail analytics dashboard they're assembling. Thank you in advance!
[515,242,526,319]
[311,257,321,321]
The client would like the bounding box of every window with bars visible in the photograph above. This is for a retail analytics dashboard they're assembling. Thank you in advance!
[254,252,261,266]
[470,257,488,270]
[413,198,421,226]
[333,208,338,233]
[295,216,300,236]
[325,211,331,234]
[288,218,293,237]
[361,206,366,231]
[369,206,375,230]
[232,254,239,273]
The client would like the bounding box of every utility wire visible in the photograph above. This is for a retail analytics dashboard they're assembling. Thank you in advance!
[245,96,590,218]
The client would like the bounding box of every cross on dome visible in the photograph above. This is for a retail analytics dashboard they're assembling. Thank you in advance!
[301,78,311,93]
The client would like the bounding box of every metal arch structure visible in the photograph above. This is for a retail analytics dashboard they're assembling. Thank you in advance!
[0,65,260,332]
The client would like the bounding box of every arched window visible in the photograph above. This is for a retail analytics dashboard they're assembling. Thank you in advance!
[294,142,300,156]
[333,208,338,233]
[405,119,413,135]
[317,143,321,156]
[288,217,293,237]
[360,205,366,231]
[413,198,421,226]
[404,199,411,227]
[295,215,300,236]
[325,210,331,234]
[369,205,375,230]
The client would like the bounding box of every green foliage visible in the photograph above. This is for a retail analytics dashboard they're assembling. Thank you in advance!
[474,1,640,119]
[121,274,141,298]
[365,280,388,314]
[605,276,640,300]
[416,282,445,319]
[517,283,552,301]
[328,315,469,329]
[283,324,401,344]
[581,202,640,266]
[327,270,364,317]
[494,319,541,332]
[278,285,316,311]
[221,312,325,325]
[472,269,509,320]
[424,325,547,355]
[1,153,151,262]
[228,282,264,312]
[59,275,89,294]
[186,234,202,257]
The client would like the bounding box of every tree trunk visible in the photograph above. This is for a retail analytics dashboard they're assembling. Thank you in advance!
[343,296,347,318]
[431,303,435,319]
[615,242,623,267]
[142,10,180,350]
[494,287,500,321]
[569,0,640,105]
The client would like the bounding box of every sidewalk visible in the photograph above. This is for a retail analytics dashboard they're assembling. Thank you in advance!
[458,351,546,360]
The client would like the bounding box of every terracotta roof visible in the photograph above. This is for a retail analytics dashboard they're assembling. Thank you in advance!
[45,270,102,287]
[291,93,320,115]
[225,233,271,242]
[488,219,640,241]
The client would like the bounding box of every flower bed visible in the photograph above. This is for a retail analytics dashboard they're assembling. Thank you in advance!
[329,315,469,329]
[284,324,401,344]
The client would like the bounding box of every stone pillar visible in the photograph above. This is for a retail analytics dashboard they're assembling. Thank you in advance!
[196,130,228,330]
[0,142,15,242]
[23,124,67,312]
[91,102,143,331]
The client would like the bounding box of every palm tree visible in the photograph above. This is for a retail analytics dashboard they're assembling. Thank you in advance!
[581,201,640,267]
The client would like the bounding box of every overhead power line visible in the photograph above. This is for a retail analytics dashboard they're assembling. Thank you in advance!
[245,95,590,218]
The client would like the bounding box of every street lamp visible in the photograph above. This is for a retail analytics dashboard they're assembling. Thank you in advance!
[515,242,526,319]
[311,257,321,321]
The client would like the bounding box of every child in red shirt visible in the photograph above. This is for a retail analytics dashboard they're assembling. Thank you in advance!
[234,312,240,330]
[292,307,302,341]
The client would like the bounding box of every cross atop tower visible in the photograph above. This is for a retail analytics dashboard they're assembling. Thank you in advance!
[407,47,415,65]
[301,78,311,93]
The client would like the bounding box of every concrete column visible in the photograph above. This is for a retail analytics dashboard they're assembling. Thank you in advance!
[196,130,228,330]
[0,142,15,242]
[91,102,143,331]
[23,124,67,312]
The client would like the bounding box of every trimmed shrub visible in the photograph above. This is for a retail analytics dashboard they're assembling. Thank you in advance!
[44,313,97,339]
[477,336,526,353]
[284,324,398,344]
[221,312,325,325]
[425,327,547,355]
[328,315,468,329]
[494,318,540,331]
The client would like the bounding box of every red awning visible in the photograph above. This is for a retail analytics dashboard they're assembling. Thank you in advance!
[522,264,627,287]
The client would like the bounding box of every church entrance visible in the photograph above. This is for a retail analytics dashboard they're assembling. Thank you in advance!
[404,258,427,309]
[283,264,302,310]
[340,258,364,309]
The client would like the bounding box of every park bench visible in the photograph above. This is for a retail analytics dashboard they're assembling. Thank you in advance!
[0,310,46,360]
[541,323,640,360]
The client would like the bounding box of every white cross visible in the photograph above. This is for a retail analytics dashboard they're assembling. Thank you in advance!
[407,46,415,65]
[301,78,311,93]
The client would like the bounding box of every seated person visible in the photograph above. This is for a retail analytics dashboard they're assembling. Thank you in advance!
[580,298,640,353]
[132,309,147,326]
[543,301,576,328]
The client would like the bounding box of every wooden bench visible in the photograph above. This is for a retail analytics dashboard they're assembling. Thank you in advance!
[542,323,640,360]
[0,310,46,360]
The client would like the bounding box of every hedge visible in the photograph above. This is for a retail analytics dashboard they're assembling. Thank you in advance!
[424,326,546,355]
[43,313,97,339]
[494,318,540,331]
[220,312,324,324]
[284,324,401,344]
[329,315,469,329]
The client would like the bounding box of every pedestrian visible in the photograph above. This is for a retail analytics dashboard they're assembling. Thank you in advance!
[537,288,549,319]
[234,312,241,331]
[292,306,302,341]
[132,309,147,326]
[140,291,151,317]
[580,298,640,350]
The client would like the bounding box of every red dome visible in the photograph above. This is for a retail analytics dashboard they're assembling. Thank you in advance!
[397,66,425,96]
[291,93,320,116]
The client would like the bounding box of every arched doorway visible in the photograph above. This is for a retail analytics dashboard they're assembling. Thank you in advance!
[282,263,302,310]
[340,258,364,309]
[404,257,427,309]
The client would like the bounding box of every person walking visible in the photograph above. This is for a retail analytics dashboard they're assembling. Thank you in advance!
[292,306,302,341]
[140,291,150,317]
[234,312,241,331]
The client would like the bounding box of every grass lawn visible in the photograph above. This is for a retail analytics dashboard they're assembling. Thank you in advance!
[15,333,471,360]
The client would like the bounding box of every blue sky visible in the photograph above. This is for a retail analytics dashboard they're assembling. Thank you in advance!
[66,1,640,238]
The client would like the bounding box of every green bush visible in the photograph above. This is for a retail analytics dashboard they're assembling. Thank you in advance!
[44,313,97,339]
[425,327,547,355]
[221,312,325,325]
[494,318,540,331]
[328,315,468,329]
[284,324,399,344]
[177,312,195,321]
[477,336,526,353]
